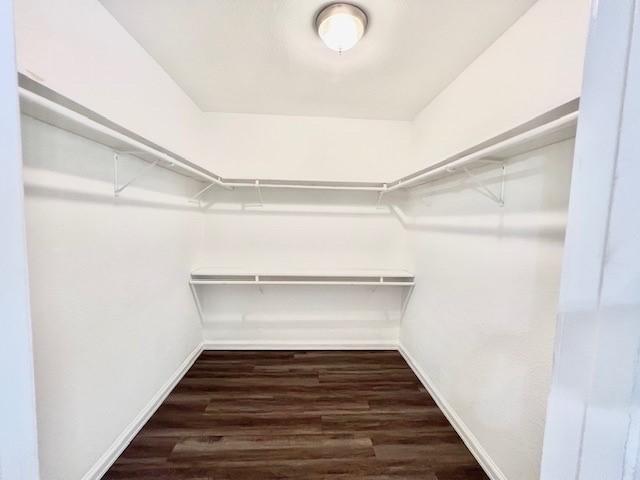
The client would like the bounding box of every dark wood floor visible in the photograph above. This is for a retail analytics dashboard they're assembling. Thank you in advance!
[104,351,489,479]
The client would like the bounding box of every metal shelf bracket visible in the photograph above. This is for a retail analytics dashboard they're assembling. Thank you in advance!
[255,180,264,207]
[400,284,415,321]
[113,151,161,197]
[447,161,506,207]
[376,184,388,209]
[189,282,205,324]
[189,182,217,206]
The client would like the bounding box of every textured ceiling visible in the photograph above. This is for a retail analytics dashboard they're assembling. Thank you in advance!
[99,0,537,120]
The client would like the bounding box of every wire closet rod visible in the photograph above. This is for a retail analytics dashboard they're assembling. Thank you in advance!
[386,109,579,193]
[18,74,579,194]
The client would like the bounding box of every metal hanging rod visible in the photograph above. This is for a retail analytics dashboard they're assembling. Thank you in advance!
[223,180,386,192]
[386,109,578,193]
[18,74,578,203]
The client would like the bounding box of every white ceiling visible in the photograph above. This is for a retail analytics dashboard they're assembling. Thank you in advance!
[99,0,537,120]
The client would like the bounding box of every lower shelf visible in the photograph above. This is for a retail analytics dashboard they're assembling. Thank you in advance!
[189,268,416,323]
[191,268,414,286]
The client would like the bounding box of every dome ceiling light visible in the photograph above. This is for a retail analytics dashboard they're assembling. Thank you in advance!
[315,3,368,54]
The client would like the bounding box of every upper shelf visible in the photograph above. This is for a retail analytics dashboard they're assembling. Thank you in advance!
[19,74,229,190]
[18,73,579,197]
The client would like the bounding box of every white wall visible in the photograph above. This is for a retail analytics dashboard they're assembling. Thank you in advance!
[201,112,412,181]
[393,2,589,476]
[408,0,589,171]
[0,0,40,477]
[399,139,574,480]
[13,0,203,161]
[195,187,410,347]
[14,3,209,476]
[198,282,406,348]
[21,115,203,480]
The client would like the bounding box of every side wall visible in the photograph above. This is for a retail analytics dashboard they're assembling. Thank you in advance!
[399,139,575,479]
[13,0,203,160]
[408,0,590,170]
[13,1,205,478]
[397,1,590,477]
[21,116,203,480]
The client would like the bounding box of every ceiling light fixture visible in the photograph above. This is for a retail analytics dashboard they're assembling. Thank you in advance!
[316,3,368,54]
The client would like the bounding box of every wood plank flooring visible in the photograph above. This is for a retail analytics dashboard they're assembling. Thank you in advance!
[104,351,489,479]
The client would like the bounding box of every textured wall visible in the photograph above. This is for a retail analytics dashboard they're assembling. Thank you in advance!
[409,0,589,171]
[400,139,575,480]
[21,116,203,480]
[14,0,203,160]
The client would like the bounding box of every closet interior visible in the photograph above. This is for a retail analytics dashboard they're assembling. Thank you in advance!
[10,0,592,479]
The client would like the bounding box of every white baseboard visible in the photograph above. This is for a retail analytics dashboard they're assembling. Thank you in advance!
[202,340,398,350]
[397,343,507,480]
[81,342,203,480]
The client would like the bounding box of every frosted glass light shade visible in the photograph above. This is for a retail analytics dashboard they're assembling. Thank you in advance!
[316,3,367,53]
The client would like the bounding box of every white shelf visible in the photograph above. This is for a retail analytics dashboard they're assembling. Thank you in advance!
[190,268,415,286]
[188,268,416,324]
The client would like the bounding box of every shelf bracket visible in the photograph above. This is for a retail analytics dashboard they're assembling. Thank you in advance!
[463,165,505,206]
[255,275,264,294]
[113,152,161,197]
[447,161,506,207]
[189,282,205,324]
[376,184,388,209]
[370,276,383,293]
[189,182,216,205]
[400,284,415,321]
[255,180,264,207]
